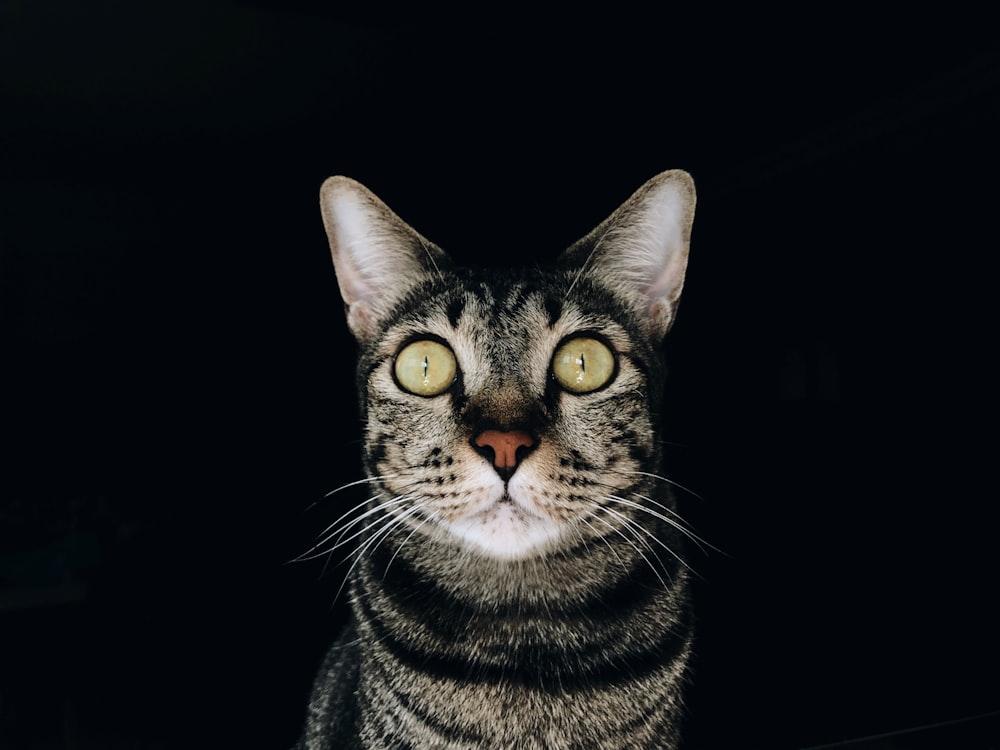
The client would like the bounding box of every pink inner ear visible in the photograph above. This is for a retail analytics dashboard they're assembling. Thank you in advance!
[346,302,378,341]
[646,249,688,305]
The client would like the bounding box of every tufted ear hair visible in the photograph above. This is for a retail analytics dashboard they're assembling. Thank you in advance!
[319,176,451,342]
[559,170,696,340]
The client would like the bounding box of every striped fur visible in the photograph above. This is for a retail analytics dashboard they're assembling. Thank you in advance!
[298,171,697,749]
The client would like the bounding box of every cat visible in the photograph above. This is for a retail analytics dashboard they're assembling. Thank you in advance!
[295,170,697,749]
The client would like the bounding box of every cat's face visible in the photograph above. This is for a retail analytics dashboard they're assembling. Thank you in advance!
[358,270,664,560]
[320,172,695,562]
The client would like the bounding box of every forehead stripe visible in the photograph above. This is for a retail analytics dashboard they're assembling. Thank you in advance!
[446,296,465,328]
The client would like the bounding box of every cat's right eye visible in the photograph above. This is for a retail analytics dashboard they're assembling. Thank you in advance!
[393,339,457,397]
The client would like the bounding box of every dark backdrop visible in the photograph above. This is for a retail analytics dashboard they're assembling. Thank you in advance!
[3,7,999,749]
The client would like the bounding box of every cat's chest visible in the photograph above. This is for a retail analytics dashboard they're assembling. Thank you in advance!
[354,640,686,750]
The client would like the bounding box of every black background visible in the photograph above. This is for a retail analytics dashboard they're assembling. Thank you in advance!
[3,6,999,749]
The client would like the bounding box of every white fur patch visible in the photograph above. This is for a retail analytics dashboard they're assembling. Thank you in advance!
[438,465,564,560]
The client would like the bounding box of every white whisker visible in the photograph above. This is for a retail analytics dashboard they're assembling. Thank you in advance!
[382,508,434,580]
[330,502,418,606]
[578,511,631,578]
[565,223,615,297]
[600,497,694,576]
[295,496,416,563]
[617,468,705,502]
[301,474,398,514]
[630,492,722,556]
[296,474,433,563]
[607,491,718,557]
[323,474,399,499]
[418,236,445,282]
[322,495,413,551]
[295,493,397,561]
[589,506,671,591]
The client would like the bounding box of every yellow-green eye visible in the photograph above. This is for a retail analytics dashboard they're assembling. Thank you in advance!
[552,336,617,393]
[394,339,457,396]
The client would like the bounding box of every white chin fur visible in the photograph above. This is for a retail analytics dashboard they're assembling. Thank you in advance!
[441,474,563,560]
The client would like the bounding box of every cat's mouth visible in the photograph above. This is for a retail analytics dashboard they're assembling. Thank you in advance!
[494,483,539,513]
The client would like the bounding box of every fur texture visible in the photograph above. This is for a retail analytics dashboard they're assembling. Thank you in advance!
[297,171,697,749]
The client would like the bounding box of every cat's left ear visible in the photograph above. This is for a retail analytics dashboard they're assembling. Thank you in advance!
[560,170,696,340]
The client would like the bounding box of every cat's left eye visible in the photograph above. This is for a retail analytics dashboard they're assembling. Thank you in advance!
[394,339,457,397]
[551,336,617,394]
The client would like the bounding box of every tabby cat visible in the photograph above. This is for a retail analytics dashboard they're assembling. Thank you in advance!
[296,170,697,749]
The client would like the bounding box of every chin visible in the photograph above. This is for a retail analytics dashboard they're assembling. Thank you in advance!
[444,503,564,561]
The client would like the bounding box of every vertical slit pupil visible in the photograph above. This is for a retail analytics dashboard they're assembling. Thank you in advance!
[423,356,429,379]
[579,353,586,372]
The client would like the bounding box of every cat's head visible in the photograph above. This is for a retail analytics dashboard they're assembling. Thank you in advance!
[320,172,695,562]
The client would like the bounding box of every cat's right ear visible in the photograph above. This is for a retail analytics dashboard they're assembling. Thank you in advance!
[319,176,450,342]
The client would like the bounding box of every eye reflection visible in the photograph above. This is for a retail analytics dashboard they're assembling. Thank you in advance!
[394,339,457,396]
[551,336,616,393]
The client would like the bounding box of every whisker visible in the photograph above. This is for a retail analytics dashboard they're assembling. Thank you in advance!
[324,495,415,551]
[600,497,695,576]
[631,492,723,556]
[590,506,671,591]
[323,474,398,499]
[298,476,432,562]
[578,511,632,577]
[607,491,719,557]
[598,502,667,560]
[382,508,434,580]
[302,474,398,513]
[565,223,615,297]
[417,236,445,282]
[330,503,417,606]
[292,494,409,562]
[593,477,696,531]
[294,497,415,563]
[616,469,705,502]
[303,494,385,554]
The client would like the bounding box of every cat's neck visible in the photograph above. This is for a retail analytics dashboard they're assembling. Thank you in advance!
[357,516,685,611]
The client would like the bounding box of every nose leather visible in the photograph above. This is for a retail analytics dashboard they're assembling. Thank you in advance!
[473,429,535,471]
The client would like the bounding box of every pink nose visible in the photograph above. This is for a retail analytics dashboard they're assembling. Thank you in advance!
[473,429,536,472]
